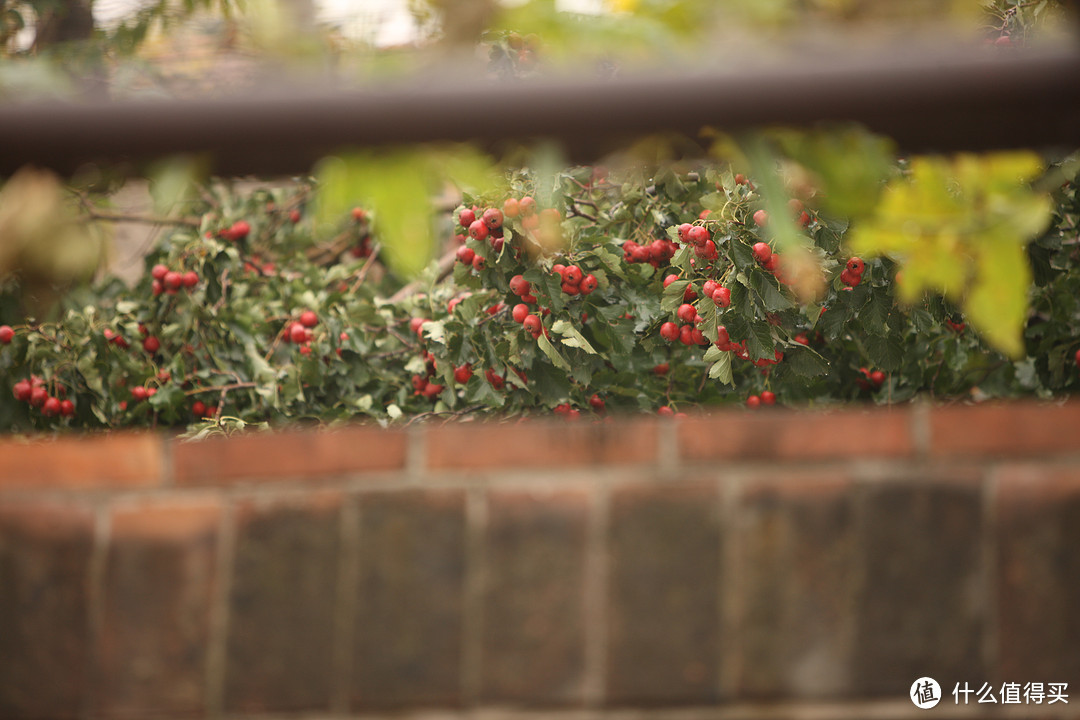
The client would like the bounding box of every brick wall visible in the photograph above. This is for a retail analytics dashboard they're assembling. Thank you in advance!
[1,401,1079,720]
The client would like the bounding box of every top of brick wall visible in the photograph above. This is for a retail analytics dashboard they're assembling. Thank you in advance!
[0,400,1077,491]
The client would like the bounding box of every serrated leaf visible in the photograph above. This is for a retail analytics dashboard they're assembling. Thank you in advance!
[865,334,904,371]
[661,279,690,313]
[552,319,599,355]
[708,352,733,384]
[751,271,794,311]
[536,332,571,371]
[785,347,830,377]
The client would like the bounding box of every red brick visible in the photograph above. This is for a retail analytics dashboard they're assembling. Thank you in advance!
[224,492,342,713]
[96,499,221,718]
[353,490,466,709]
[482,488,590,705]
[850,476,984,696]
[737,474,856,698]
[607,482,721,705]
[426,418,659,470]
[930,401,1080,458]
[678,408,913,463]
[996,464,1080,686]
[0,433,161,490]
[173,425,406,485]
[0,503,94,720]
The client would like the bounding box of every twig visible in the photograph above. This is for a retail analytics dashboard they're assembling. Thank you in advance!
[404,404,484,428]
[347,243,382,294]
[83,208,201,227]
[184,381,256,396]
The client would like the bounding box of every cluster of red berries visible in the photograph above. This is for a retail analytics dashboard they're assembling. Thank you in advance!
[694,277,730,308]
[0,325,14,344]
[349,207,374,259]
[657,405,689,418]
[12,375,74,418]
[840,257,865,288]
[151,263,199,297]
[552,263,597,296]
[103,328,130,349]
[213,220,251,242]
[283,311,319,354]
[459,205,507,257]
[622,237,678,267]
[411,352,445,400]
[714,326,785,367]
[676,223,719,261]
[751,241,791,285]
[746,391,777,409]
[190,400,218,419]
[856,367,886,391]
[553,393,605,420]
[508,274,548,339]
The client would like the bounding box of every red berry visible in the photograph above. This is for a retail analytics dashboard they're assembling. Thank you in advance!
[753,209,768,227]
[663,274,679,288]
[660,321,680,341]
[503,198,520,218]
[519,196,537,216]
[761,391,776,406]
[151,264,169,281]
[746,394,761,408]
[290,322,308,344]
[794,333,809,345]
[799,211,812,228]
[679,324,695,346]
[561,282,579,296]
[182,271,199,288]
[30,386,47,407]
[482,208,504,230]
[0,325,12,344]
[42,396,61,417]
[164,271,182,290]
[702,280,718,297]
[870,370,886,386]
[589,394,605,412]
[60,399,74,417]
[563,265,583,286]
[143,336,160,354]
[523,314,542,338]
[509,275,530,296]
[192,400,207,417]
[687,225,709,246]
[752,242,772,263]
[13,380,31,402]
[230,220,251,239]
[152,280,163,296]
[520,293,538,304]
[454,364,473,384]
[683,284,698,302]
[677,303,697,324]
[657,406,674,417]
[653,363,669,376]
[677,223,693,241]
[512,303,530,324]
[456,245,475,265]
[734,173,748,185]
[1075,348,1080,369]
[458,208,476,228]
[131,386,148,402]
[712,286,731,308]
[471,254,486,271]
[840,268,860,287]
[300,310,318,328]
[580,274,598,294]
[846,257,865,275]
[468,219,489,241]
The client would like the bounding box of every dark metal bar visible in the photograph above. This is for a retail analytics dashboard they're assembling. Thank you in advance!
[3,43,1080,176]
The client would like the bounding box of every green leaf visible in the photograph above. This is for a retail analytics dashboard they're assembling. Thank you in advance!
[864,334,904,371]
[552,318,599,355]
[536,332,571,371]
[751,270,794,311]
[785,347,830,377]
[708,352,733,385]
[661,279,689,313]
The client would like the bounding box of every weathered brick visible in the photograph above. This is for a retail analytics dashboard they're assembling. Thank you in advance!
[930,402,1080,458]
[173,426,406,486]
[850,477,985,696]
[0,434,161,490]
[426,419,658,470]
[996,464,1080,686]
[353,490,466,709]
[679,408,913,463]
[96,499,220,718]
[482,489,590,704]
[0,503,94,720]
[224,493,341,713]
[737,475,856,699]
[607,483,721,706]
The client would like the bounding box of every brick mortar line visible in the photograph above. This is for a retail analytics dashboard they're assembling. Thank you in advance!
[79,501,111,720]
[205,497,237,719]
[582,481,609,707]
[331,495,361,715]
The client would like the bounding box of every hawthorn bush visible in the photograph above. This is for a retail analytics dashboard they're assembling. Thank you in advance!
[1,154,1079,434]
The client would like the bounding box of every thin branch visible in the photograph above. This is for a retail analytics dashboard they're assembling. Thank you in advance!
[184,381,256,397]
[84,209,201,227]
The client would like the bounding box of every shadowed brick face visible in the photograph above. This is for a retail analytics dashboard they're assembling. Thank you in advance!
[738,476,856,698]
[851,479,985,696]
[96,500,221,718]
[1,402,1078,719]
[0,504,94,720]
[607,483,721,706]
[995,465,1080,686]
[353,490,467,709]
[481,489,590,705]
[225,496,342,713]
